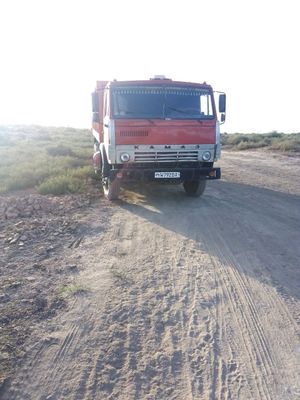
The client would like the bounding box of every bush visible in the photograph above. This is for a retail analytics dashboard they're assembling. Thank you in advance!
[0,126,93,194]
[236,141,268,151]
[37,166,94,195]
[37,175,83,195]
[221,132,300,152]
[46,145,74,157]
[270,137,300,152]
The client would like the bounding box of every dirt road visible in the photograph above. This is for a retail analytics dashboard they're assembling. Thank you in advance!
[1,150,300,399]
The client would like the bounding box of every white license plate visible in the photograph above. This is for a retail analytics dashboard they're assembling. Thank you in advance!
[154,172,180,178]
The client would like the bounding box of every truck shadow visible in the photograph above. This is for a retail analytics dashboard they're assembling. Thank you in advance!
[118,180,300,301]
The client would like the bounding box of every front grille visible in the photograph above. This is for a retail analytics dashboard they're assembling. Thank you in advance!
[120,130,149,137]
[116,161,211,169]
[134,150,198,162]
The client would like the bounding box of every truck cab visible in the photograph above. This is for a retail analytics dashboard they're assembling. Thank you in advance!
[92,77,226,200]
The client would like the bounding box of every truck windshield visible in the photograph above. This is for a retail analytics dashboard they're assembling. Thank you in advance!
[112,86,214,119]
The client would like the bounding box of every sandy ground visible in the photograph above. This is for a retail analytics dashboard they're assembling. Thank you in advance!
[1,149,300,400]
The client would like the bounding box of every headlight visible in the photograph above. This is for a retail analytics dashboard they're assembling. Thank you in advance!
[120,153,130,162]
[202,151,211,161]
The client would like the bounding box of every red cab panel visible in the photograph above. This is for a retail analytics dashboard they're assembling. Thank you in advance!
[115,119,216,145]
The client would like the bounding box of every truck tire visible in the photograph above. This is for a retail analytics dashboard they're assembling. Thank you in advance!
[183,180,206,197]
[101,149,120,200]
[103,178,120,200]
[101,147,109,179]
[94,138,100,153]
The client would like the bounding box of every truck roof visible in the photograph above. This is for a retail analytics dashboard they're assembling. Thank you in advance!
[97,79,213,91]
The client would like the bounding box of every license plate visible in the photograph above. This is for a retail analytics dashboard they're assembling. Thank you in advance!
[154,172,180,178]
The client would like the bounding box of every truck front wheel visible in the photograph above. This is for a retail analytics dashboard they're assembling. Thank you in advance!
[183,180,206,197]
[101,149,120,200]
[103,178,120,200]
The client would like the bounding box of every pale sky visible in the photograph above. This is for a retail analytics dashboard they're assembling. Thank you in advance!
[0,0,299,133]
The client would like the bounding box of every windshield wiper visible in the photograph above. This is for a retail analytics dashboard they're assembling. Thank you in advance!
[165,106,203,117]
[165,106,191,115]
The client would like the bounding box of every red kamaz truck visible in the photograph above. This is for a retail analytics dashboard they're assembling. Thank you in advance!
[92,76,226,200]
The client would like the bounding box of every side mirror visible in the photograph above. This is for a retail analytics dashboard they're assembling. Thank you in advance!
[219,94,226,113]
[92,92,99,113]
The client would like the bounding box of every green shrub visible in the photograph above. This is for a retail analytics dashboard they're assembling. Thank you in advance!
[37,166,94,195]
[37,174,82,195]
[221,132,299,152]
[46,145,74,157]
[265,130,283,139]
[0,125,93,194]
[270,137,300,152]
[236,141,268,151]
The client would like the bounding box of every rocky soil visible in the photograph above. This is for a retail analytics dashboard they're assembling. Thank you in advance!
[0,190,111,387]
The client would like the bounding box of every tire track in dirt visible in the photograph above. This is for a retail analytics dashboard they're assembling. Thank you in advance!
[206,237,273,400]
[198,188,300,399]
[2,151,299,400]
[79,181,299,399]
[80,202,215,399]
[46,321,82,387]
[213,270,240,400]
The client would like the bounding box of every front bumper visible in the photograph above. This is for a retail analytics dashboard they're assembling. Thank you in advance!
[108,166,221,183]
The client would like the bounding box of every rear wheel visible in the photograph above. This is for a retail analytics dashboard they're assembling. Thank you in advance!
[183,180,206,197]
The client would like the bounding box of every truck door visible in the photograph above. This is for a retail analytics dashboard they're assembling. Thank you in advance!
[103,88,116,163]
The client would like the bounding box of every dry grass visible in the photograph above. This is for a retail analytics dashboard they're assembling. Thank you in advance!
[221,131,300,152]
[57,283,90,297]
[0,125,95,194]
